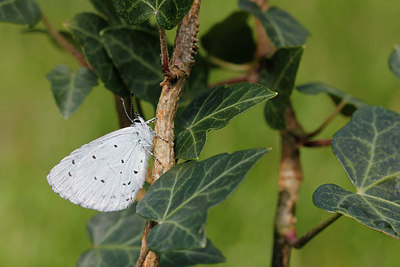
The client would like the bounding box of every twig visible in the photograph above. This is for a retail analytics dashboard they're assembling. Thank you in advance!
[41,13,92,70]
[290,213,342,249]
[301,139,332,147]
[307,100,347,138]
[159,28,170,75]
[136,1,202,266]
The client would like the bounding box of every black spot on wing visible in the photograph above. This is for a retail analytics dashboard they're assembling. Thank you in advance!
[92,155,96,159]
[101,180,105,183]
[114,144,118,148]
[134,170,138,174]
[72,160,75,164]
[121,159,125,163]
[68,172,72,177]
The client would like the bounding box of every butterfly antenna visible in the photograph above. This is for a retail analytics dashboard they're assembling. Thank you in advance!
[129,91,134,119]
[120,97,134,124]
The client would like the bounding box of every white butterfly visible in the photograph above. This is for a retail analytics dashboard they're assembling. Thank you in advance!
[47,116,156,212]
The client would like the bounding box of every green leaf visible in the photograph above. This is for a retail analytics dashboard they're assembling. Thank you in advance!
[262,46,303,130]
[0,0,40,27]
[239,1,309,48]
[175,83,276,159]
[179,53,210,105]
[201,11,255,64]
[160,239,225,267]
[389,45,400,83]
[297,82,367,116]
[90,0,121,25]
[137,148,268,252]
[79,205,224,267]
[112,0,194,30]
[313,106,400,239]
[65,12,128,96]
[78,205,144,267]
[46,65,98,118]
[102,26,163,106]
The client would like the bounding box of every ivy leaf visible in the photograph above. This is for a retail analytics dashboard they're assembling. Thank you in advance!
[78,205,225,267]
[262,46,303,130]
[389,45,400,83]
[112,0,194,30]
[160,239,225,267]
[239,1,309,48]
[65,12,128,96]
[0,0,40,27]
[314,106,400,239]
[89,0,121,25]
[46,65,98,119]
[201,11,255,64]
[137,148,268,252]
[175,83,276,159]
[102,26,163,106]
[297,82,367,116]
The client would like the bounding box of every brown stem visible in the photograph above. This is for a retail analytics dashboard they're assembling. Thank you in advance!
[41,13,92,70]
[159,28,170,75]
[301,139,332,147]
[307,100,347,138]
[290,213,342,249]
[272,104,304,267]
[136,1,202,266]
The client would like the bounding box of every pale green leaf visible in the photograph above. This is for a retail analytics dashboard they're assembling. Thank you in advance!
[314,106,400,239]
[46,65,98,118]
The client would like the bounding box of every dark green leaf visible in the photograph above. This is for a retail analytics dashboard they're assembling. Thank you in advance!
[262,46,303,130]
[175,83,276,159]
[112,0,194,30]
[314,106,400,239]
[160,239,225,267]
[46,65,98,118]
[389,45,400,83]
[90,0,121,25]
[201,11,255,64]
[102,26,163,106]
[137,148,268,252]
[297,82,367,116]
[180,53,210,105]
[239,1,308,48]
[0,0,40,27]
[78,205,144,267]
[65,12,128,96]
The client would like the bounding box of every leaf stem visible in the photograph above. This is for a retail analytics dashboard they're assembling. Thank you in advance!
[136,1,202,266]
[290,213,342,248]
[301,139,332,147]
[307,100,347,138]
[40,12,92,70]
[159,27,170,75]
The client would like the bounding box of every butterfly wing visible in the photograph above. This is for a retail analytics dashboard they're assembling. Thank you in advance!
[47,125,152,212]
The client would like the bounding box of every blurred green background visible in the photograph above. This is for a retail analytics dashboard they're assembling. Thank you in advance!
[1,0,400,266]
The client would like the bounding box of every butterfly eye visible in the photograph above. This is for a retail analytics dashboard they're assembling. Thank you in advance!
[133,119,141,123]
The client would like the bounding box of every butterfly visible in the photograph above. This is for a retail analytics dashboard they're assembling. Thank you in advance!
[47,115,157,212]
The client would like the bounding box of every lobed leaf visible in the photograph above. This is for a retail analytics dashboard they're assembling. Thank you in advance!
[89,0,121,25]
[137,148,269,252]
[78,205,225,267]
[297,82,367,116]
[314,106,400,239]
[66,12,128,96]
[201,11,256,64]
[175,83,276,159]
[239,1,309,48]
[102,26,163,106]
[261,46,303,130]
[112,0,194,30]
[46,65,98,119]
[0,0,40,27]
[389,45,400,83]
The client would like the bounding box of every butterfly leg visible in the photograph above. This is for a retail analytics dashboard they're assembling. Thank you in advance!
[145,117,156,124]
[141,145,164,166]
